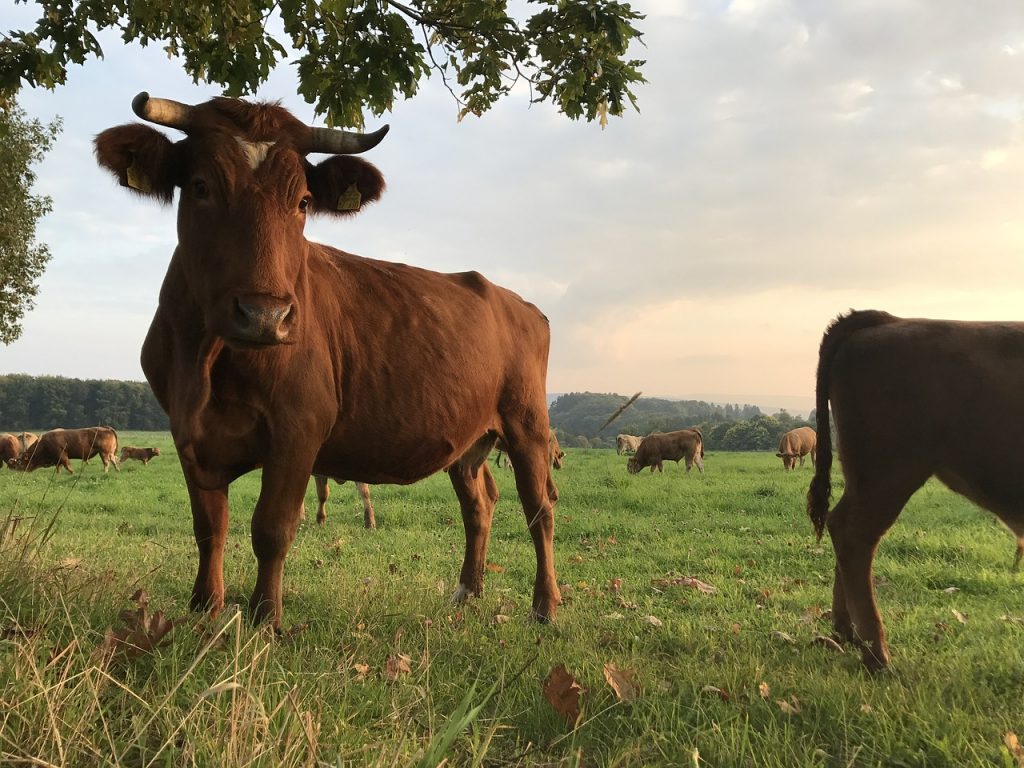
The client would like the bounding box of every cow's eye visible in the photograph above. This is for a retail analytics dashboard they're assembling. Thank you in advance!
[192,179,209,198]
[298,196,311,213]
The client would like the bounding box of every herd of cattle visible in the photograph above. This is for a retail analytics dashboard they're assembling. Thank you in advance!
[6,93,1021,672]
[0,427,159,473]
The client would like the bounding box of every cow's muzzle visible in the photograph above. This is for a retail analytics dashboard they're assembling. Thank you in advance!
[231,296,296,344]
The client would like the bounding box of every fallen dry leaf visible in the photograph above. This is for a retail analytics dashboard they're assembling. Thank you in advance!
[97,606,180,661]
[603,663,641,703]
[770,631,796,645]
[543,664,583,725]
[700,684,730,701]
[942,586,960,594]
[651,576,717,594]
[385,654,412,681]
[1004,732,1024,767]
[758,681,770,699]
[643,615,663,628]
[811,635,845,653]
[485,562,505,573]
[493,614,511,625]
[860,703,873,713]
[130,589,149,607]
[1000,615,1024,625]
[352,662,370,680]
[776,696,801,715]
[952,609,968,624]
[609,578,622,593]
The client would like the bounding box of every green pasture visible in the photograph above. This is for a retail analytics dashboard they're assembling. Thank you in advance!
[3,435,1024,766]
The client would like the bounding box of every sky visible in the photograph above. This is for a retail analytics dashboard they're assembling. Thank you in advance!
[4,0,1024,417]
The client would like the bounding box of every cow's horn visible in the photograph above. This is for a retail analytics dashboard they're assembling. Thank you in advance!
[132,92,196,131]
[305,124,390,155]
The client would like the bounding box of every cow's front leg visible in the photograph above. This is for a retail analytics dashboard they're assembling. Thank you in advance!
[249,464,312,628]
[183,469,229,615]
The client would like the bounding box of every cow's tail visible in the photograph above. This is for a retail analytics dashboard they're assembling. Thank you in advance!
[807,310,897,540]
[692,427,705,458]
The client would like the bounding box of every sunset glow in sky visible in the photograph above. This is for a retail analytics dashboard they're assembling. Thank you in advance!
[4,0,1024,415]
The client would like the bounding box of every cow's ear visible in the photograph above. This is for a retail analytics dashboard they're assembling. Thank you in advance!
[306,156,386,217]
[94,124,177,203]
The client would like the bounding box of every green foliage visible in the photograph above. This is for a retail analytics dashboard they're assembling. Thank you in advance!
[0,0,646,127]
[0,374,168,430]
[0,96,61,344]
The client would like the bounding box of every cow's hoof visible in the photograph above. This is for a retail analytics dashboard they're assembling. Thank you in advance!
[860,644,890,673]
[450,583,473,604]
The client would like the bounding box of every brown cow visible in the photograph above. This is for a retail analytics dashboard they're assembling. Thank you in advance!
[95,93,560,629]
[776,426,816,470]
[120,446,161,465]
[627,429,704,474]
[312,475,376,529]
[616,434,642,455]
[495,430,564,470]
[0,434,19,468]
[808,310,1024,670]
[11,427,120,473]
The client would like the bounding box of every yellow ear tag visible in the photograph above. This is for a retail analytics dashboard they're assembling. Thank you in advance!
[337,184,362,211]
[126,159,152,193]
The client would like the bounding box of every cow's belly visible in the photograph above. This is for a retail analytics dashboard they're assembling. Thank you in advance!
[312,432,469,485]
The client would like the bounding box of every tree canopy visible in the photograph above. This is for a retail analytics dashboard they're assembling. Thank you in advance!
[1,0,646,127]
[0,96,61,345]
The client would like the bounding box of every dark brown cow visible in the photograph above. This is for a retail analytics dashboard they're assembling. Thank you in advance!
[11,427,120,473]
[627,429,704,474]
[776,426,816,470]
[95,93,559,629]
[0,434,19,468]
[808,310,1024,670]
[120,446,161,465]
[312,475,376,529]
[616,434,642,455]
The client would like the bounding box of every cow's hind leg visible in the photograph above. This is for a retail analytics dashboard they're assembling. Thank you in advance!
[356,482,376,529]
[826,482,918,671]
[505,429,561,622]
[448,437,499,603]
[314,475,330,525]
[183,469,230,615]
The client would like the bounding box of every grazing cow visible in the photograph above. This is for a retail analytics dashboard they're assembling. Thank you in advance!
[18,432,39,453]
[95,93,559,629]
[11,427,120,473]
[808,310,1024,670]
[616,434,642,455]
[627,429,704,474]
[776,426,816,470]
[495,430,564,470]
[312,475,376,529]
[120,446,161,465]
[1,434,19,468]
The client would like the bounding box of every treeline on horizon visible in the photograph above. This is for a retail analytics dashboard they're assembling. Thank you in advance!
[0,377,814,453]
[0,374,168,432]
[549,392,815,452]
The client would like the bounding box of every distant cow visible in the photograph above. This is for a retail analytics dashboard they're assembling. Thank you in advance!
[616,434,642,455]
[11,427,120,473]
[808,310,1024,670]
[495,430,564,470]
[312,475,376,529]
[120,446,161,465]
[95,93,559,629]
[0,434,19,468]
[776,426,816,470]
[17,432,38,453]
[627,429,704,474]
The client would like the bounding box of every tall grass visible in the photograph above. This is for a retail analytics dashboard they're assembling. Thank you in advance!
[3,436,1024,766]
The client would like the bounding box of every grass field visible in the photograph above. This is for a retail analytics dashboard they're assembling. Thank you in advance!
[3,434,1024,766]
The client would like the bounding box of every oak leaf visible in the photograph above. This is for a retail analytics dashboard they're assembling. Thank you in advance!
[543,664,583,725]
[603,663,641,703]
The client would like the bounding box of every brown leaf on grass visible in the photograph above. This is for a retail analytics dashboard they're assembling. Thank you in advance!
[385,654,412,681]
[493,614,511,625]
[609,578,622,593]
[352,662,370,680]
[58,557,82,569]
[643,615,663,628]
[759,681,771,699]
[98,607,180,661]
[952,609,968,624]
[1004,732,1024,767]
[776,696,801,715]
[284,622,310,638]
[652,576,717,594]
[770,631,796,645]
[543,664,583,725]
[1001,614,1024,625]
[603,663,641,703]
[811,635,845,653]
[485,562,505,573]
[798,606,825,624]
[700,684,730,701]
[942,586,960,594]
[130,589,149,607]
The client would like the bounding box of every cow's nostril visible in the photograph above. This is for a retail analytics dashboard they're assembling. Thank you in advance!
[233,298,294,342]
